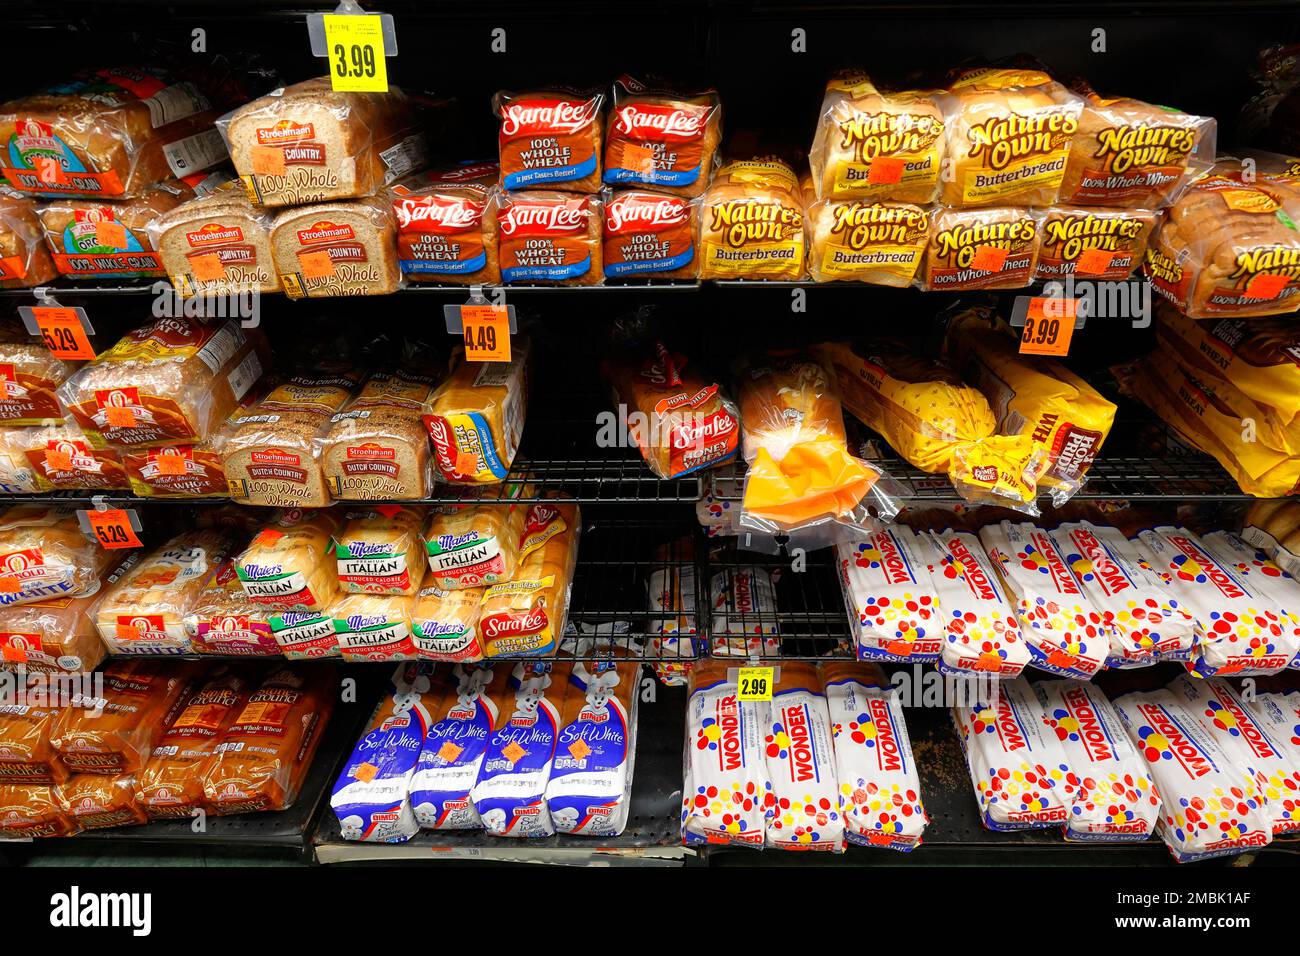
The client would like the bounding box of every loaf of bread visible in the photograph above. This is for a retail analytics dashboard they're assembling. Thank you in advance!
[603,189,699,279]
[0,191,57,287]
[0,785,78,838]
[924,206,1043,291]
[496,190,603,284]
[182,560,279,656]
[0,505,114,607]
[805,198,930,285]
[603,76,721,198]
[411,585,485,661]
[0,422,129,491]
[59,772,148,830]
[270,196,402,298]
[0,700,67,784]
[59,315,270,448]
[120,441,226,499]
[391,162,501,285]
[223,77,431,207]
[0,434,46,493]
[0,325,77,426]
[495,87,604,192]
[698,158,805,280]
[152,185,282,295]
[331,592,419,661]
[234,508,344,612]
[334,505,428,596]
[1034,205,1157,282]
[423,343,529,484]
[423,500,528,590]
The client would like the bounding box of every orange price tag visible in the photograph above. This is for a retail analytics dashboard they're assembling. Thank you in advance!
[622,142,656,176]
[86,509,142,550]
[298,249,336,279]
[1019,297,1079,357]
[1245,273,1290,299]
[31,307,95,360]
[94,220,128,249]
[251,145,286,176]
[455,450,479,475]
[188,253,226,282]
[1075,247,1115,276]
[104,405,136,428]
[867,156,906,185]
[0,577,20,594]
[461,305,510,363]
[154,450,187,476]
[255,528,285,546]
[971,245,1009,273]
[1,643,27,662]
[44,448,73,472]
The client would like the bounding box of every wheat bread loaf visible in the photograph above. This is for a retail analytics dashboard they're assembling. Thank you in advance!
[270,195,401,297]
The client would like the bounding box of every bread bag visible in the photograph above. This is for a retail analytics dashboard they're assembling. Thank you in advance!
[762,661,843,851]
[271,195,402,297]
[924,206,1044,291]
[805,198,930,285]
[234,508,344,612]
[602,189,699,279]
[0,190,58,287]
[496,190,603,284]
[182,559,278,656]
[334,505,427,596]
[391,162,501,284]
[0,422,130,491]
[0,700,69,784]
[411,585,485,662]
[0,505,113,607]
[836,521,944,662]
[603,75,721,197]
[423,499,527,590]
[0,324,78,426]
[152,185,281,295]
[0,785,79,838]
[422,343,529,484]
[331,592,419,661]
[495,87,604,192]
[59,772,148,829]
[1033,205,1157,282]
[698,158,805,280]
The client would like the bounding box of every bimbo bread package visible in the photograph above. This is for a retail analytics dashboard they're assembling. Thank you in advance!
[762,662,843,851]
[836,521,944,662]
[926,527,1029,677]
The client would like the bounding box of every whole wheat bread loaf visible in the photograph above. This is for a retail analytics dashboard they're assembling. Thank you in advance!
[270,196,401,297]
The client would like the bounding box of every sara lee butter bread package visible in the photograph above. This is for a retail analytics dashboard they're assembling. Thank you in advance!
[1033,206,1158,282]
[0,785,78,838]
[805,199,930,286]
[235,509,343,613]
[0,505,114,608]
[151,184,282,295]
[0,325,78,426]
[422,343,529,485]
[836,520,943,662]
[603,76,721,197]
[0,422,130,492]
[391,162,501,285]
[762,662,844,851]
[602,190,699,280]
[924,206,1044,291]
[59,315,269,449]
[270,196,402,298]
[698,158,805,280]
[495,190,603,285]
[334,506,427,597]
[809,71,945,204]
[221,77,432,207]
[423,499,526,591]
[59,772,148,830]
[411,586,485,661]
[0,190,58,287]
[182,560,279,656]
[330,593,419,661]
[495,88,604,192]
[0,699,67,784]
[93,529,234,655]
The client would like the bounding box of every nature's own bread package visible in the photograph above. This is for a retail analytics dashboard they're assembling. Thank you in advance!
[808,71,946,204]
[93,529,234,654]
[0,326,78,426]
[223,368,364,507]
[494,87,604,192]
[0,505,115,607]
[59,772,149,830]
[0,785,80,838]
[391,162,501,285]
[698,158,805,280]
[59,315,270,448]
[320,368,440,500]
[221,77,434,207]
[0,66,234,199]
[270,196,402,298]
[422,343,528,484]
[804,199,930,286]
[923,206,1044,291]
[330,592,419,661]
[1034,206,1158,282]
[0,422,130,491]
[181,559,278,656]
[0,190,58,287]
[234,508,344,612]
[423,500,527,591]
[334,506,427,597]
[411,586,485,661]
[602,190,699,280]
[151,184,282,295]
[495,190,603,285]
[603,76,721,198]
[939,67,1083,207]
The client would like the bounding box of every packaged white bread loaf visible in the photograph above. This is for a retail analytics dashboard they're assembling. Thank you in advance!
[411,585,485,662]
[1199,530,1300,661]
[423,342,529,485]
[423,499,527,591]
[836,521,943,663]
[0,505,114,608]
[0,422,130,491]
[234,508,343,612]
[270,196,402,298]
[330,592,419,662]
[0,324,79,426]
[334,506,427,597]
[182,559,279,656]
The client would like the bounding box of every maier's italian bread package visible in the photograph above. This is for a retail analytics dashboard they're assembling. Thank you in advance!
[495,190,603,285]
[603,75,721,198]
[270,196,402,298]
[0,504,115,608]
[411,585,485,662]
[334,506,427,597]
[423,500,526,591]
[698,159,805,280]
[151,185,282,296]
[234,508,343,612]
[423,343,529,485]
[391,162,501,285]
[495,87,604,192]
[330,592,419,661]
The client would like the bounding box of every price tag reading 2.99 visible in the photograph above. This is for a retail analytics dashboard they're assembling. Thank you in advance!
[737,666,774,702]
[323,14,389,92]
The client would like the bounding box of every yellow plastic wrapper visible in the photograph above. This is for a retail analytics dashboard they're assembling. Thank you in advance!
[422,341,529,485]
[697,158,805,280]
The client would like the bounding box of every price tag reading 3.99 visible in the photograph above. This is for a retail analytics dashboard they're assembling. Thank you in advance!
[323,13,389,92]
[1018,297,1078,357]
[737,666,774,702]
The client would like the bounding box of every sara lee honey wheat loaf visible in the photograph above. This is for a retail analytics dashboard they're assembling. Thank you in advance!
[1034,205,1157,282]
[805,198,930,285]
[924,206,1044,291]
[0,422,130,491]
[495,87,604,192]
[602,189,699,279]
[0,505,114,607]
[234,508,344,612]
[698,158,805,280]
[0,190,58,287]
[223,368,364,507]
[152,185,282,295]
[59,315,270,448]
[496,190,603,285]
[423,342,529,484]
[603,76,722,198]
[270,196,402,298]
[222,77,432,207]
[334,505,428,597]
[0,325,78,426]
[182,560,279,656]
[391,162,501,284]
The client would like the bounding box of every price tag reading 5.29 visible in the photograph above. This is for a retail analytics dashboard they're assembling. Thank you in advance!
[324,13,389,92]
[737,666,774,702]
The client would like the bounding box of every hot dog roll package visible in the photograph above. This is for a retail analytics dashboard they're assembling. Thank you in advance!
[603,75,721,198]
[423,342,529,485]
[0,324,80,426]
[836,520,944,663]
[0,505,114,608]
[334,505,428,597]
[391,162,501,285]
[59,771,148,830]
[423,499,527,591]
[234,507,344,612]
[602,189,699,280]
[411,585,485,663]
[698,158,805,280]
[495,87,604,193]
[495,190,603,285]
[330,592,419,662]
[181,559,279,657]
[1033,205,1158,283]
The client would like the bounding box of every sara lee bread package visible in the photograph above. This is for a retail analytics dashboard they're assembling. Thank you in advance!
[495,190,603,285]
[93,529,234,654]
[0,190,58,287]
[59,315,269,448]
[320,368,440,500]
[235,509,343,612]
[603,76,721,197]
[808,71,945,204]
[495,87,604,192]
[391,162,501,285]
[0,505,114,607]
[939,67,1083,207]
[602,190,699,279]
[0,786,79,838]
[411,585,485,661]
[223,368,364,507]
[334,506,427,596]
[270,196,402,298]
[423,500,526,590]
[836,520,944,662]
[151,184,282,295]
[221,77,433,207]
[330,592,419,661]
[422,342,529,484]
[0,325,76,427]
[1145,164,1300,318]
[805,199,929,286]
[0,422,130,491]
[698,158,805,280]
[924,206,1044,291]
[0,66,233,199]
[1034,206,1157,282]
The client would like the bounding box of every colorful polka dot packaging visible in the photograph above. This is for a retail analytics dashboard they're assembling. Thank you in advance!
[1242,691,1300,824]
[682,660,771,848]
[979,521,1108,679]
[1167,675,1300,837]
[927,528,1030,678]
[952,677,1074,830]
[709,567,780,657]
[822,661,927,851]
[836,523,943,662]
[647,563,703,687]
[1199,531,1300,667]
[762,662,844,851]
[1050,521,1197,667]
[1113,689,1273,863]
[1033,680,1160,841]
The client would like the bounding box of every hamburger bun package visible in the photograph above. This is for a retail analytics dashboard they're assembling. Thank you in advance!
[698,158,805,280]
[495,87,604,193]
[603,75,721,198]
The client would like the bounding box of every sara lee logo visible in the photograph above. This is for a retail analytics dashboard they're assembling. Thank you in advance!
[480,606,548,640]
[1069,528,1130,596]
[606,194,688,234]
[393,196,482,232]
[613,103,708,140]
[498,200,587,237]
[782,704,817,783]
[1062,686,1114,762]
[715,694,743,772]
[423,415,460,475]
[1030,530,1081,595]
[185,222,244,247]
[345,443,395,461]
[251,448,300,466]
[867,697,904,772]
[946,536,999,602]
[669,410,735,448]
[255,121,315,145]
[874,530,916,587]
[1168,536,1246,600]
[500,98,599,137]
[297,221,355,246]
[1141,702,1213,779]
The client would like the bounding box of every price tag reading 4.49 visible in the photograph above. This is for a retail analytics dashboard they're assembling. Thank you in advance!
[1018,297,1079,357]
[324,14,389,92]
[461,305,511,363]
[737,666,774,702]
[84,509,142,550]
[32,307,95,360]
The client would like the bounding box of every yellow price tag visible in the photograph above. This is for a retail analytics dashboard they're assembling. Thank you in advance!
[324,14,389,93]
[737,666,773,702]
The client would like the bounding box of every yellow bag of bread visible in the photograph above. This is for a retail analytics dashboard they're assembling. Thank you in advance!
[698,158,805,280]
[495,87,604,193]
[423,342,529,484]
[603,75,721,198]
[151,184,282,296]
[0,505,114,607]
[924,205,1044,291]
[809,71,945,204]
[0,324,79,426]
[333,505,428,597]
[411,585,485,662]
[331,592,419,661]
[495,189,604,285]
[423,498,528,590]
[1034,205,1158,282]
[392,162,501,285]
[0,190,58,288]
[0,421,130,491]
[805,198,930,285]
[234,508,344,612]
[271,196,402,298]
[939,67,1083,207]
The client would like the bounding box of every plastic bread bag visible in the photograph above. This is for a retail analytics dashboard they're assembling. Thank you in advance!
[390,161,501,285]
[181,559,279,656]
[150,184,282,296]
[333,505,428,597]
[709,565,780,658]
[603,75,721,198]
[422,341,529,485]
[681,658,772,848]
[0,434,46,493]
[423,498,527,590]
[494,87,604,192]
[938,66,1084,208]
[697,475,741,538]
[951,677,1074,830]
[0,422,130,491]
[804,198,930,286]
[1033,680,1161,841]
[602,189,700,280]
[234,507,345,612]
[0,785,79,838]
[58,314,270,448]
[331,662,437,844]
[202,664,336,814]
[269,608,341,660]
[59,771,148,830]
[411,585,485,662]
[698,158,805,280]
[0,504,115,608]
[923,206,1044,291]
[0,699,69,784]
[808,71,945,204]
[330,592,419,662]
[1112,688,1272,862]
[836,519,944,663]
[944,303,1115,506]
[0,324,80,426]
[1198,530,1300,659]
[220,77,436,207]
[270,195,403,298]
[1048,520,1197,667]
[495,189,603,285]
[647,538,703,686]
[1241,499,1300,579]
[0,191,58,287]
[135,667,254,819]
[1033,205,1158,282]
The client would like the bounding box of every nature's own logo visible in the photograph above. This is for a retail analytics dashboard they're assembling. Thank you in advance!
[498,201,587,237]
[933,219,1037,267]
[606,194,689,233]
[966,109,1078,170]
[1143,244,1183,284]
[1229,245,1300,288]
[394,196,482,232]
[708,201,801,248]
[829,203,928,250]
[1092,123,1197,172]
[255,121,315,145]
[500,98,599,137]
[613,103,709,140]
[251,448,300,466]
[186,222,243,247]
[837,108,943,161]
[297,221,355,246]
[1042,212,1146,260]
